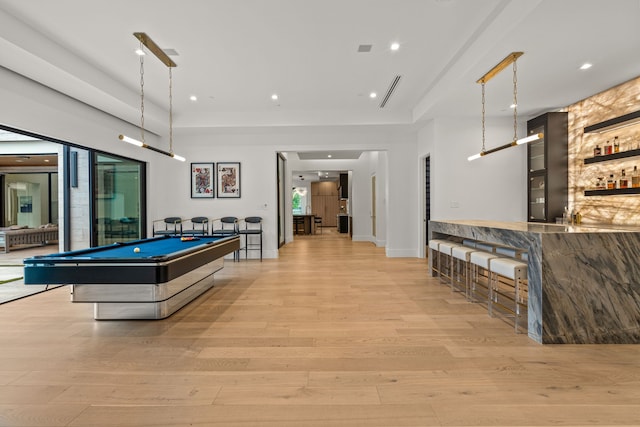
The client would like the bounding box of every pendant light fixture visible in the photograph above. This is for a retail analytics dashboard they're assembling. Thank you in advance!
[118,32,185,161]
[467,52,543,161]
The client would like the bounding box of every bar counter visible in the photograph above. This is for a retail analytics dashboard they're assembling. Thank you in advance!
[430,220,640,344]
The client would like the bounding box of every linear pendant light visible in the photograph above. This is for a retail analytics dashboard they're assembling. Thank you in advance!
[118,32,185,161]
[467,52,543,161]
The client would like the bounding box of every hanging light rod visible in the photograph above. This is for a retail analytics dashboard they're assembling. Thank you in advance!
[467,133,544,161]
[476,52,523,84]
[468,51,544,161]
[119,33,185,161]
[133,32,177,68]
[118,134,185,161]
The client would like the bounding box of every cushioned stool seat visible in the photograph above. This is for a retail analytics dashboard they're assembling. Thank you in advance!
[488,257,528,333]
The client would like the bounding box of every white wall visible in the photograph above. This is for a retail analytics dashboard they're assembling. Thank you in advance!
[2,65,527,260]
[417,116,528,225]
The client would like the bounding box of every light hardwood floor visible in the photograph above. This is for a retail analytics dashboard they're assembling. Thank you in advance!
[1,229,639,426]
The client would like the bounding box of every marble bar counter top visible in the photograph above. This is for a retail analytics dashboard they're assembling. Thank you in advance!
[430,219,640,344]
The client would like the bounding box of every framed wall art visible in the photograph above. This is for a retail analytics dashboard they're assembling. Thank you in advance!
[216,162,241,198]
[191,162,215,198]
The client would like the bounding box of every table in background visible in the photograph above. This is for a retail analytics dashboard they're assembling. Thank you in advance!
[293,214,315,235]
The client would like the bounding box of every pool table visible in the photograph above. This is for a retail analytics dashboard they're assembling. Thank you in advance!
[23,235,240,320]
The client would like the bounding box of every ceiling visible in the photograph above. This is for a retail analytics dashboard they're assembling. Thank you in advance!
[293,170,341,184]
[0,0,639,137]
[0,154,57,168]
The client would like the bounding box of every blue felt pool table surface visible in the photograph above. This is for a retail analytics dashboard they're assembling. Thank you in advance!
[29,236,226,262]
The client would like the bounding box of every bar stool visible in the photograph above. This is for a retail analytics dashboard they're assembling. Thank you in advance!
[314,216,322,234]
[488,257,528,333]
[238,216,263,261]
[293,216,305,235]
[436,241,458,285]
[212,216,239,261]
[428,239,450,278]
[451,245,478,297]
[469,250,501,304]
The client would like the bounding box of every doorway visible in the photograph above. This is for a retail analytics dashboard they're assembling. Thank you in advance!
[371,175,376,238]
[424,155,431,257]
[276,153,286,248]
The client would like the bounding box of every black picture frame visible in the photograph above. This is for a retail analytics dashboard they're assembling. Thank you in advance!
[191,162,215,198]
[216,162,241,198]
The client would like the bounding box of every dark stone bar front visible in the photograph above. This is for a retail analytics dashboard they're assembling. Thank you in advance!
[430,220,640,344]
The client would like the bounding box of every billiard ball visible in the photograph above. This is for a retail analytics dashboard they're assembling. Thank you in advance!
[133,247,140,253]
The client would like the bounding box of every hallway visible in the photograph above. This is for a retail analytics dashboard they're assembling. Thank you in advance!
[0,233,639,426]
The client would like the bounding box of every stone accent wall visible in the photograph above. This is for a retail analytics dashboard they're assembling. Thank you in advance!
[569,76,640,225]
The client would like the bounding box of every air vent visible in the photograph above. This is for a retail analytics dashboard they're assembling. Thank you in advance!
[357,44,372,53]
[379,75,402,108]
[163,48,179,56]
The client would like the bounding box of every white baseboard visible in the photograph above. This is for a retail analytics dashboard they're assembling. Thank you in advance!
[385,248,419,258]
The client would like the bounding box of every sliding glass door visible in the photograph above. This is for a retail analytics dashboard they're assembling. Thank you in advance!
[93,152,146,246]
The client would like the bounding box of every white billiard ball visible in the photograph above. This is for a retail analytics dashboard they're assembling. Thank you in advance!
[134,247,140,253]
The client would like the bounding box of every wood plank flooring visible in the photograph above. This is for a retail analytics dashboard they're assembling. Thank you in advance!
[1,229,640,426]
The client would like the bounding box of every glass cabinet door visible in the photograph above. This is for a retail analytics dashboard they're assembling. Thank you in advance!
[529,174,546,221]
[528,126,545,172]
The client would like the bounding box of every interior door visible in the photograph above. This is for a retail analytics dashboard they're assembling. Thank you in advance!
[425,156,431,257]
[277,153,286,247]
[371,175,376,238]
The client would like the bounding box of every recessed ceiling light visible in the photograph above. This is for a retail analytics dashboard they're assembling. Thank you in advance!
[327,154,332,158]
[135,48,145,56]
[369,92,377,99]
[271,94,278,100]
[189,95,197,101]
[580,63,593,70]
[390,42,400,51]
[44,159,50,162]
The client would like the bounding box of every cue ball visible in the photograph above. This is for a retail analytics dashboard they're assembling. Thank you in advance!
[134,247,140,253]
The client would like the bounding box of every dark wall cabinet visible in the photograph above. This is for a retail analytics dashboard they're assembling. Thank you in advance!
[527,112,568,223]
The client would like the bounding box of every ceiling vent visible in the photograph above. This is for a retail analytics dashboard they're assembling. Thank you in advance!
[379,75,402,108]
[163,48,179,56]
[357,44,372,53]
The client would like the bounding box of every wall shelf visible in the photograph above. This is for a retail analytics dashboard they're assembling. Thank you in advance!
[584,110,640,134]
[584,148,640,164]
[584,187,640,196]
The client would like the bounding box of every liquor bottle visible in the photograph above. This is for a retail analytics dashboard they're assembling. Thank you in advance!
[594,145,601,156]
[604,141,613,155]
[607,174,616,190]
[614,136,620,153]
[619,169,629,189]
[632,166,640,188]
